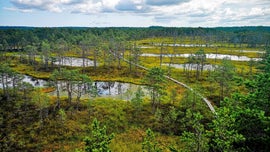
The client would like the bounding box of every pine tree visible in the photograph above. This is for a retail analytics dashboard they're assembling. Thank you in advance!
[84,118,114,152]
[142,128,161,152]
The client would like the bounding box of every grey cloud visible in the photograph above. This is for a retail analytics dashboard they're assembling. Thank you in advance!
[218,14,266,25]
[63,0,86,5]
[101,7,115,13]
[114,0,150,13]
[115,0,139,11]
[65,0,101,5]
[7,0,270,27]
[10,0,64,12]
[146,0,190,6]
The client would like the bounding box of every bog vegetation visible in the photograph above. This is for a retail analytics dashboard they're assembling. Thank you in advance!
[0,26,270,151]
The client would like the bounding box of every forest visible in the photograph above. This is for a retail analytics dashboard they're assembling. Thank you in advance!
[0,26,270,152]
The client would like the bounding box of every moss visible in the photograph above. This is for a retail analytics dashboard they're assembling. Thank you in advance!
[0,35,265,151]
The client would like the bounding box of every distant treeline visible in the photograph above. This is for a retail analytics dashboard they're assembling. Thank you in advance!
[1,26,270,51]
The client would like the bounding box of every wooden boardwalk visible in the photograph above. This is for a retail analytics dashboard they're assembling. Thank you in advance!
[110,51,216,113]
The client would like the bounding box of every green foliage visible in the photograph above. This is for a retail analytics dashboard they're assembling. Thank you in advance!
[143,67,167,112]
[259,47,270,73]
[31,89,50,124]
[164,106,178,126]
[244,73,270,114]
[234,108,270,151]
[169,88,177,104]
[231,77,270,150]
[180,88,211,118]
[49,68,94,106]
[1,27,270,152]
[155,106,180,135]
[210,58,236,100]
[58,108,67,123]
[24,44,37,65]
[31,89,50,109]
[185,49,207,80]
[129,42,142,75]
[0,64,14,97]
[84,118,114,152]
[131,86,144,112]
[180,110,209,152]
[209,106,245,152]
[41,41,51,70]
[214,48,270,151]
[249,48,270,113]
[17,81,34,99]
[142,128,161,152]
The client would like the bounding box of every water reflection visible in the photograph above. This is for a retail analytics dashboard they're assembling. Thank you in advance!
[94,82,140,99]
[54,57,96,67]
[20,75,141,99]
[49,81,142,100]
[153,43,214,47]
[0,75,47,88]
[142,53,260,61]
[163,63,216,71]
[22,75,47,87]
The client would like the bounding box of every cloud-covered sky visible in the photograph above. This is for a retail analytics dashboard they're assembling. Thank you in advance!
[0,0,270,27]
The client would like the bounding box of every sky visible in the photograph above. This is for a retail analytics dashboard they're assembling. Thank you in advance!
[0,0,270,27]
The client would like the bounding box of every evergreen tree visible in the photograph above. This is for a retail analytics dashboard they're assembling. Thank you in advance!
[31,89,50,125]
[212,58,235,101]
[131,86,144,112]
[142,128,161,152]
[143,67,166,112]
[181,110,209,152]
[84,118,114,152]
[209,105,245,152]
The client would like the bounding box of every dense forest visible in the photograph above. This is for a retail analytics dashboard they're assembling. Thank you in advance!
[0,26,270,152]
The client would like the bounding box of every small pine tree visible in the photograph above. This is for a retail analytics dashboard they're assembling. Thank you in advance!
[143,67,166,113]
[181,110,209,152]
[84,118,114,152]
[131,87,144,112]
[58,108,66,123]
[142,128,161,152]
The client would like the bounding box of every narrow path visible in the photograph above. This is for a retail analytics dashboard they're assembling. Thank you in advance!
[164,76,216,113]
[110,51,216,113]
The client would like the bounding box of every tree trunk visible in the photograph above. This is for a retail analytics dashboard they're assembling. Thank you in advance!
[1,74,6,96]
[196,63,200,80]
[67,83,72,104]
[55,81,60,110]
[94,49,97,71]
[160,43,163,67]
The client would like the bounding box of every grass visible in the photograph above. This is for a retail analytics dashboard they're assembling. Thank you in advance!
[6,47,255,108]
[3,41,258,110]
[136,37,264,59]
[1,36,264,151]
[0,96,187,151]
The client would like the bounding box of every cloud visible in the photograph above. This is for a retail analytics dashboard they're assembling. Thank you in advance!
[209,1,270,26]
[145,0,190,6]
[9,0,73,12]
[5,0,270,27]
[115,0,143,12]
[9,0,114,14]
[70,1,103,14]
[4,7,33,13]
